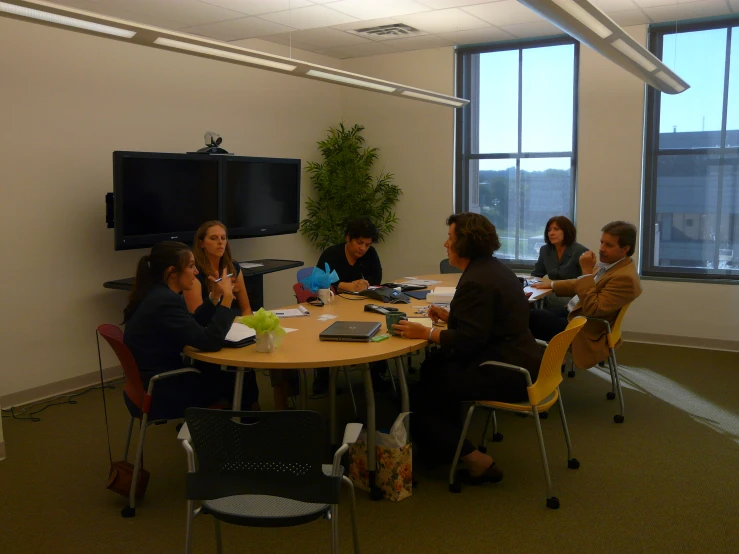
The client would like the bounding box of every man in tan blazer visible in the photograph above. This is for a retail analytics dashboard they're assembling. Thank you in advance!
[529,221,642,369]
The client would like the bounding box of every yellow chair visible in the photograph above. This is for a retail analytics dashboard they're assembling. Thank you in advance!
[448,317,587,509]
[585,302,632,424]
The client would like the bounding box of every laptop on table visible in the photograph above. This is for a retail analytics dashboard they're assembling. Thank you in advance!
[319,321,381,342]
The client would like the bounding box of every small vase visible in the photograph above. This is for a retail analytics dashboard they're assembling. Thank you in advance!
[255,331,275,353]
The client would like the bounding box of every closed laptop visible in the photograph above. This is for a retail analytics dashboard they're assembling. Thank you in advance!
[319,321,381,342]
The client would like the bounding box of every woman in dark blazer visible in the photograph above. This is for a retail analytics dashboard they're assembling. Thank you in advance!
[123,241,239,419]
[532,215,589,312]
[395,213,541,483]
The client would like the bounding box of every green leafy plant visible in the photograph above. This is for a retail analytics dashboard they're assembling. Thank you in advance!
[300,123,401,252]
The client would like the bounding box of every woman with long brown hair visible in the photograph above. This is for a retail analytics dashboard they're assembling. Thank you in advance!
[184,220,252,316]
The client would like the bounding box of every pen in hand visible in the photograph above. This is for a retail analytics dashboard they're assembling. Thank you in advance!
[214,273,234,283]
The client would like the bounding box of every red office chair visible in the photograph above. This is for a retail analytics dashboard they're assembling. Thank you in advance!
[96,324,205,518]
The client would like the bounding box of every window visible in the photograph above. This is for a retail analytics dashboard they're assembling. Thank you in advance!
[456,38,578,265]
[644,21,739,280]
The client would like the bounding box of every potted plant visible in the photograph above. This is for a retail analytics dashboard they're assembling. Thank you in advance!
[300,123,401,252]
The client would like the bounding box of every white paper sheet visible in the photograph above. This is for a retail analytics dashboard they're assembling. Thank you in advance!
[271,308,309,318]
[225,322,256,342]
[239,262,264,269]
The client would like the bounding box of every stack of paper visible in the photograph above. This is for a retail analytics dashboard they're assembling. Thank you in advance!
[427,286,456,304]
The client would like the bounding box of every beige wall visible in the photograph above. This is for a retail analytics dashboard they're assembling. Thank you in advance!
[1,16,736,401]
[0,17,343,400]
[341,48,456,281]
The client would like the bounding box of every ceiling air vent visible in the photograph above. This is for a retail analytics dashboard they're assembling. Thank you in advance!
[348,23,424,41]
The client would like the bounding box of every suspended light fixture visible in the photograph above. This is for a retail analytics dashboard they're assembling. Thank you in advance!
[517,0,689,94]
[0,0,469,108]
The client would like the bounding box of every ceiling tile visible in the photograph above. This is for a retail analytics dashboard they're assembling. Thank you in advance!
[259,4,358,29]
[328,0,431,20]
[90,0,246,28]
[437,26,516,44]
[642,0,730,22]
[383,34,456,51]
[729,0,739,12]
[398,7,492,33]
[266,27,373,49]
[416,0,499,8]
[332,17,403,31]
[605,8,651,25]
[498,20,564,38]
[183,17,299,41]
[317,41,398,59]
[462,1,544,26]
[198,0,314,15]
[585,0,638,11]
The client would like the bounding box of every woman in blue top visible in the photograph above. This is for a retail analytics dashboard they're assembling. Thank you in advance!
[531,216,589,312]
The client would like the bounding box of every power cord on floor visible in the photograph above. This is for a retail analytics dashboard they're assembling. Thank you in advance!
[1,380,122,422]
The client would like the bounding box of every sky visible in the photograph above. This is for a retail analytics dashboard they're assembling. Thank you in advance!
[474,26,739,173]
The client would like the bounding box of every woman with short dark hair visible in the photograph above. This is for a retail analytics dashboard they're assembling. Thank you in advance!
[394,213,541,482]
[123,241,240,418]
[532,216,588,312]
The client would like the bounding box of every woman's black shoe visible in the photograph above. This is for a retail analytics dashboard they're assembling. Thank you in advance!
[458,463,504,484]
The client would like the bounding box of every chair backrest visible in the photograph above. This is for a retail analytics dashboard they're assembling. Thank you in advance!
[96,324,145,408]
[528,317,587,406]
[607,302,632,348]
[440,258,462,274]
[184,408,340,504]
[293,283,314,303]
[297,266,314,282]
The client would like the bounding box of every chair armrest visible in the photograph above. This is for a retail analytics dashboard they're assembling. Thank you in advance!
[181,438,196,473]
[342,422,363,445]
[585,316,612,334]
[147,367,201,394]
[331,423,364,476]
[177,422,190,442]
[479,361,533,387]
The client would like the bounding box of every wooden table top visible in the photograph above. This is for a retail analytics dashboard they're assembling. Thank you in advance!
[185,273,548,369]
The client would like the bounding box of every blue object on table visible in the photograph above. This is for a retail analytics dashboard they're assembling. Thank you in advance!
[299,263,339,293]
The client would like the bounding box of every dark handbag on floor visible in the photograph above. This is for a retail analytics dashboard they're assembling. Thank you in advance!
[107,460,150,499]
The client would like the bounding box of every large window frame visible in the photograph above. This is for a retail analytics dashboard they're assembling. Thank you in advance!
[644,18,739,281]
[455,37,579,268]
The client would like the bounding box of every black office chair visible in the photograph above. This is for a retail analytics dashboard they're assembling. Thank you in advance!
[181,408,361,554]
[440,258,462,274]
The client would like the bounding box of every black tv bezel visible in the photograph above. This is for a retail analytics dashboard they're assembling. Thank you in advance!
[222,156,302,240]
[112,151,302,251]
[113,151,221,251]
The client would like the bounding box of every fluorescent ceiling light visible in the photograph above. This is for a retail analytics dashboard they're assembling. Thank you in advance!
[154,38,296,72]
[0,1,135,37]
[655,71,686,94]
[517,0,688,95]
[611,38,657,72]
[401,90,466,107]
[552,0,611,39]
[306,69,396,93]
[0,0,468,107]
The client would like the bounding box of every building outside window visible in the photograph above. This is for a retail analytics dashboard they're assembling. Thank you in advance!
[644,20,739,280]
[456,38,578,266]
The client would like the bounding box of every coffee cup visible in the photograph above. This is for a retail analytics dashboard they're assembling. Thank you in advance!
[317,288,334,305]
[385,311,407,334]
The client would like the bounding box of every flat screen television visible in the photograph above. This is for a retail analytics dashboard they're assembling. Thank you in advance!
[222,157,301,239]
[113,152,220,250]
[111,152,301,250]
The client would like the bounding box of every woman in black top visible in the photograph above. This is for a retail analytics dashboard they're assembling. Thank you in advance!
[123,241,241,419]
[183,220,261,409]
[532,216,589,312]
[395,213,542,483]
[184,220,252,317]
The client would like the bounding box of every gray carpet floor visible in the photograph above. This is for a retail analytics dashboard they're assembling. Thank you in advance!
[1,343,738,553]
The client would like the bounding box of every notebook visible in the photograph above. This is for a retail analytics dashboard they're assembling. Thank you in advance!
[319,321,381,342]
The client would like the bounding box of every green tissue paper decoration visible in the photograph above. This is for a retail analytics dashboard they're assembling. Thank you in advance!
[237,308,287,346]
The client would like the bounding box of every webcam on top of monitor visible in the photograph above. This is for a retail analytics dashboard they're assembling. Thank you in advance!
[196,131,232,155]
